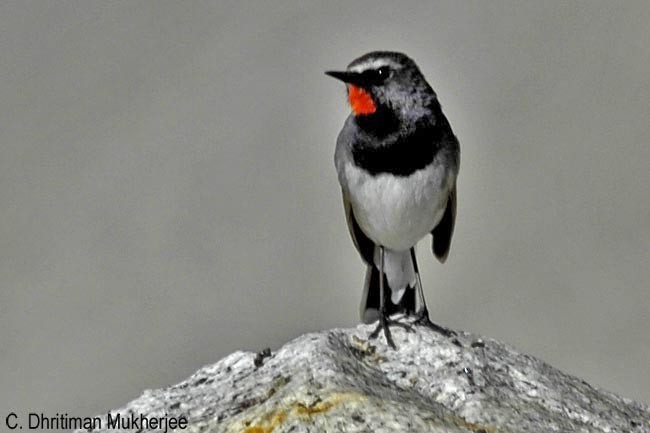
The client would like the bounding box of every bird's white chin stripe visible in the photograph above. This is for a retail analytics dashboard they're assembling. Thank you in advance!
[374,247,416,304]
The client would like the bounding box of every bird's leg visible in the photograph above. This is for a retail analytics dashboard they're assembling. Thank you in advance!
[410,247,455,337]
[369,246,397,348]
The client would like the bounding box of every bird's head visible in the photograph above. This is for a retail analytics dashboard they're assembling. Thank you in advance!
[326,51,436,123]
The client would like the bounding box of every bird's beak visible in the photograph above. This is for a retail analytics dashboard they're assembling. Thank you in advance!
[325,70,367,87]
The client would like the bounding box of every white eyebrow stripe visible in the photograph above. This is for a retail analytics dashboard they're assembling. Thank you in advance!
[348,58,401,73]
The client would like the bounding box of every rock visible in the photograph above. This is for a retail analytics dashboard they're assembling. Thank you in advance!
[81,318,650,432]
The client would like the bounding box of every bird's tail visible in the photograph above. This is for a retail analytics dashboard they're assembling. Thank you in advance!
[360,249,417,323]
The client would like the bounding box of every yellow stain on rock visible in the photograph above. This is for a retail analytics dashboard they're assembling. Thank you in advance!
[446,414,501,433]
[240,392,364,433]
[232,391,503,433]
[241,410,287,433]
[294,393,352,416]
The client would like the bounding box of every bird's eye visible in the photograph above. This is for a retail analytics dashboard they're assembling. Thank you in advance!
[363,66,390,85]
[359,66,391,85]
[377,66,390,77]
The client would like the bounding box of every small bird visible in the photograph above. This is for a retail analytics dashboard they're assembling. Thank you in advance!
[326,51,460,348]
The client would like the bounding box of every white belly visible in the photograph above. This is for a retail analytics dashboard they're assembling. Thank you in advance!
[343,161,452,250]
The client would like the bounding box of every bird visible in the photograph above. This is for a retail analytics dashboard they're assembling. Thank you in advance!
[326,51,460,348]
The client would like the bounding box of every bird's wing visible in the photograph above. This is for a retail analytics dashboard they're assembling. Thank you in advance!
[431,182,457,263]
[342,190,375,265]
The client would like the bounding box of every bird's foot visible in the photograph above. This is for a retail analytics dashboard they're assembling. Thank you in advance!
[369,314,413,349]
[413,308,456,337]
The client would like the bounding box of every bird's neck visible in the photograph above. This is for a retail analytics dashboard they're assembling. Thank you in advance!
[354,97,442,136]
[354,104,401,138]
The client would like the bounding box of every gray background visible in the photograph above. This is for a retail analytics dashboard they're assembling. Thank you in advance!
[1,0,649,426]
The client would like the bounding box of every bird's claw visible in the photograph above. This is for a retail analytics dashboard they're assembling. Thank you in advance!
[414,309,456,337]
[369,315,414,349]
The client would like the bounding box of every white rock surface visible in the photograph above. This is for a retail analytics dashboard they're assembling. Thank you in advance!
[81,319,650,432]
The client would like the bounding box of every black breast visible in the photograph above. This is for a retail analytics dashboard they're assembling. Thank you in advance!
[351,119,446,177]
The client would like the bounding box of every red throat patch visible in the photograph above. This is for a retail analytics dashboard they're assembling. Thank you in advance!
[347,85,376,115]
